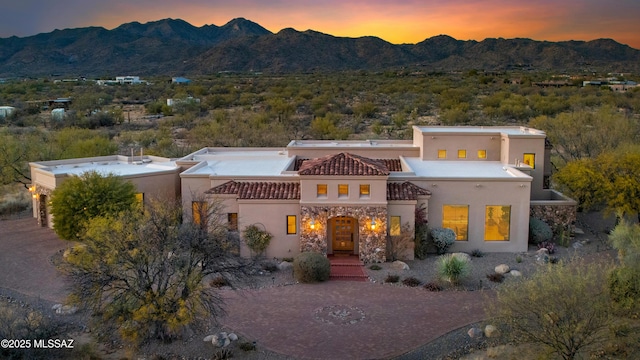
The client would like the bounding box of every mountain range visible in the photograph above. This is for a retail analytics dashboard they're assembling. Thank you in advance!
[1,18,639,77]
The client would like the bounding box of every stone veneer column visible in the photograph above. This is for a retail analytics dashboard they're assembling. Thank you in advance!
[300,205,388,263]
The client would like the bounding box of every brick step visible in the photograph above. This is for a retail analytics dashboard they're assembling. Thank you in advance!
[329,263,368,282]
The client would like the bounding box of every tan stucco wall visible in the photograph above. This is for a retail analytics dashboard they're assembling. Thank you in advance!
[501,136,546,199]
[236,201,301,259]
[416,179,531,252]
[300,177,387,205]
[415,133,502,161]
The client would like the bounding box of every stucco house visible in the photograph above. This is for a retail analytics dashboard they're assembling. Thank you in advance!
[29,126,576,263]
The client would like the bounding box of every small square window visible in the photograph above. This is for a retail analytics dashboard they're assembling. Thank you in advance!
[523,153,535,168]
[478,150,487,159]
[359,184,370,197]
[458,149,467,159]
[228,213,238,231]
[438,149,447,159]
[317,184,327,197]
[338,184,349,197]
[287,215,297,234]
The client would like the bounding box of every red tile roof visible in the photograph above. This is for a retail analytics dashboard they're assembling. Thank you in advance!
[387,182,431,201]
[298,152,390,176]
[295,157,402,172]
[206,181,300,200]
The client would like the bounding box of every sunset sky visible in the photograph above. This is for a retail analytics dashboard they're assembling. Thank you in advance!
[2,0,640,49]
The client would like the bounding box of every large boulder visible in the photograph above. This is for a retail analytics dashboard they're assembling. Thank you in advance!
[467,327,484,338]
[494,264,510,274]
[390,260,410,270]
[484,324,498,337]
[278,261,293,271]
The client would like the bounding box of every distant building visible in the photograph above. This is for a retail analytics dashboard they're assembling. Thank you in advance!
[115,76,142,84]
[167,96,200,107]
[0,106,16,119]
[171,77,191,84]
[51,108,65,121]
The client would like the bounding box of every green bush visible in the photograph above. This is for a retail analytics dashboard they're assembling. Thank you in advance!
[414,205,429,259]
[369,264,382,270]
[293,252,330,283]
[529,217,553,244]
[437,254,470,285]
[243,224,273,258]
[430,227,456,255]
[608,266,640,311]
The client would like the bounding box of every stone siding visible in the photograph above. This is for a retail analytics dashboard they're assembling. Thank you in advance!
[530,204,576,232]
[300,206,388,263]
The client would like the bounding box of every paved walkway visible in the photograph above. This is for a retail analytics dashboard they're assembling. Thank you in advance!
[0,217,490,359]
[221,283,489,359]
[0,217,71,303]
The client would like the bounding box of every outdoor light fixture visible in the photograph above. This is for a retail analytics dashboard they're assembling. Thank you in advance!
[370,219,376,230]
[310,219,315,229]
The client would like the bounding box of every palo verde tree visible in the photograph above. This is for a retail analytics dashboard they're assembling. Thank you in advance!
[488,259,615,360]
[64,198,247,346]
[554,146,640,222]
[49,171,137,240]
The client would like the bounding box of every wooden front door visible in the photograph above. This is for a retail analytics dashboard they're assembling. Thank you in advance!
[332,216,356,253]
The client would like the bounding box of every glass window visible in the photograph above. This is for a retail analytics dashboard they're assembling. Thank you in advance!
[438,149,447,159]
[228,213,238,231]
[192,201,208,228]
[443,205,469,241]
[287,215,297,234]
[458,149,467,159]
[135,193,144,209]
[484,205,511,241]
[523,153,535,168]
[338,184,349,197]
[478,150,487,159]
[317,184,327,197]
[360,184,370,197]
[390,216,401,236]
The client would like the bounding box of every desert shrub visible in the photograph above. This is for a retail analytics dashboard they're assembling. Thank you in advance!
[471,249,485,258]
[608,266,640,311]
[369,264,382,270]
[293,252,330,283]
[529,217,553,244]
[538,241,557,254]
[387,222,414,261]
[239,341,256,351]
[437,254,470,285]
[402,277,422,287]
[424,281,443,291]
[209,276,230,288]
[213,348,233,360]
[243,224,273,258]
[488,259,615,360]
[487,272,505,283]
[430,227,456,255]
[414,205,429,259]
[261,261,279,272]
[385,274,400,283]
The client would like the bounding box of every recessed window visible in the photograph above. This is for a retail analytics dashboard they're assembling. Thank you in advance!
[359,184,370,197]
[523,153,535,168]
[477,150,487,159]
[443,205,469,241]
[287,215,297,234]
[390,216,401,236]
[317,184,327,197]
[338,184,349,197]
[135,193,144,210]
[458,149,467,159]
[192,201,208,228]
[228,213,238,231]
[438,149,447,159]
[484,205,511,241]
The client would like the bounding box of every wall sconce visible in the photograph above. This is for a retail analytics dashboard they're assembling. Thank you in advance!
[370,219,376,230]
[310,219,315,230]
[32,194,37,199]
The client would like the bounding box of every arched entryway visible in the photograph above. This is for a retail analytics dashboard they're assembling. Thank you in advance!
[329,216,358,255]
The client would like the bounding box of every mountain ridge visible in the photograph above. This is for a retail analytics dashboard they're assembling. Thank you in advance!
[1,18,639,77]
